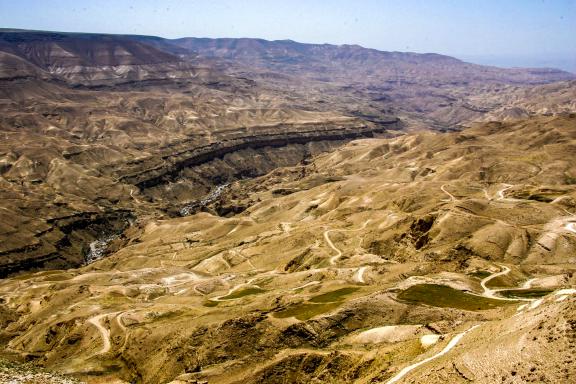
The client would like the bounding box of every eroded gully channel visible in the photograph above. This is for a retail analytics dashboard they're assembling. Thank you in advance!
[5,120,400,274]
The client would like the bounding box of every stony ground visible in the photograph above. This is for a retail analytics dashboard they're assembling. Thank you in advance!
[0,359,84,384]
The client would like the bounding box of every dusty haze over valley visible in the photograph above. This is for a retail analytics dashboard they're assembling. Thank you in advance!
[0,1,575,383]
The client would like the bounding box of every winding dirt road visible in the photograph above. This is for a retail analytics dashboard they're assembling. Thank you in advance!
[354,266,368,284]
[478,264,535,302]
[324,220,370,265]
[496,183,513,200]
[440,184,456,201]
[207,218,373,302]
[480,265,514,299]
[87,312,119,355]
[324,230,343,264]
[386,324,480,384]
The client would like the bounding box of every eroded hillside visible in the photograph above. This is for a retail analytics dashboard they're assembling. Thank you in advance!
[1,28,575,384]
[2,30,575,277]
[1,115,575,383]
[0,30,402,276]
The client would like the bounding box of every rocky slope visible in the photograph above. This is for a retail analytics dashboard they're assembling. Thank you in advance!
[0,115,574,383]
[0,29,573,278]
[163,37,576,128]
[0,30,405,276]
[0,30,575,382]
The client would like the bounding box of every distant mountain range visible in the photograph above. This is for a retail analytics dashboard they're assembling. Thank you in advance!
[1,29,574,86]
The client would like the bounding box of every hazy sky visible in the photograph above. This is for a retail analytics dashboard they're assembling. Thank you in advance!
[1,0,575,71]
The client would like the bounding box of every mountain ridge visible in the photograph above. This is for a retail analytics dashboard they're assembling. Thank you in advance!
[1,29,574,82]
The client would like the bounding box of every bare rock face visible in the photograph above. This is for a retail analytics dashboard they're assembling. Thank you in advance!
[0,29,575,384]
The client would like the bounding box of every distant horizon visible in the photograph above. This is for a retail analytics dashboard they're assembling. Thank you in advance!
[1,25,574,74]
[1,0,574,73]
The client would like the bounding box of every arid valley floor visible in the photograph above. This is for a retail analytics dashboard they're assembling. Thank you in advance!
[0,29,575,384]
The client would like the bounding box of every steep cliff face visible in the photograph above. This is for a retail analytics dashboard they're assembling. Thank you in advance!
[119,119,394,188]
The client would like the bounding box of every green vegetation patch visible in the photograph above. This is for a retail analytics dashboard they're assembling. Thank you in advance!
[40,272,74,281]
[274,302,342,321]
[469,270,491,279]
[527,194,554,202]
[484,276,510,288]
[220,287,266,300]
[99,296,134,306]
[499,288,553,299]
[274,286,361,321]
[397,284,514,311]
[309,287,360,303]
